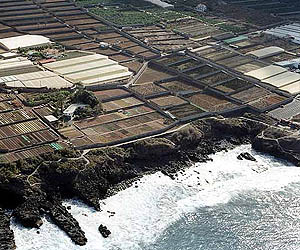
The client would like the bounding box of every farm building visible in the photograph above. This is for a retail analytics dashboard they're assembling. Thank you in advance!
[0,35,52,51]
[246,46,285,59]
[263,71,300,88]
[44,53,133,87]
[0,58,73,89]
[264,23,300,44]
[245,65,287,80]
[279,81,300,95]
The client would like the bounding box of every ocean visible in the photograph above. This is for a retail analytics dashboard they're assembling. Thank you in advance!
[12,145,300,250]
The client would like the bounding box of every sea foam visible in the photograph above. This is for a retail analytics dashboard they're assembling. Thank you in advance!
[12,145,300,250]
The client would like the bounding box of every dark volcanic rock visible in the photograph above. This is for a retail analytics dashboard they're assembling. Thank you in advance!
[14,199,43,228]
[0,208,15,250]
[98,224,111,238]
[237,152,256,161]
[253,127,300,164]
[130,138,176,160]
[48,202,87,246]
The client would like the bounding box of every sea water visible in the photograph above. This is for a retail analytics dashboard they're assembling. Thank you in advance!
[12,145,300,250]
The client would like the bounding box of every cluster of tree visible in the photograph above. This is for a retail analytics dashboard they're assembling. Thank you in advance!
[71,89,99,108]
[71,90,103,119]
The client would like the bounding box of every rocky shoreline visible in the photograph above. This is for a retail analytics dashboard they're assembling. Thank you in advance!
[1,113,299,248]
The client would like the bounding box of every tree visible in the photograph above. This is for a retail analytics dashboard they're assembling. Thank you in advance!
[71,90,99,108]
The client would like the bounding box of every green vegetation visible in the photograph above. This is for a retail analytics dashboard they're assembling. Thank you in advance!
[76,0,156,7]
[25,91,71,107]
[18,43,65,60]
[217,23,247,33]
[71,90,103,119]
[90,7,161,25]
[71,90,99,108]
[147,8,187,22]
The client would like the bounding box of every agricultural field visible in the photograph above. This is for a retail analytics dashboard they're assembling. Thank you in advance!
[102,97,144,112]
[200,72,233,86]
[230,86,271,103]
[76,0,155,7]
[93,88,131,101]
[157,55,190,66]
[167,104,205,119]
[248,94,288,111]
[127,26,200,52]
[186,92,239,112]
[184,65,218,79]
[136,66,176,85]
[216,55,254,69]
[0,130,58,152]
[158,78,201,94]
[169,58,202,72]
[0,110,35,126]
[0,144,62,163]
[149,95,187,109]
[214,78,253,94]
[90,7,160,26]
[69,110,170,147]
[130,82,167,98]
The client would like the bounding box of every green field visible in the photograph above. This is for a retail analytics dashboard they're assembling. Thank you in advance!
[76,0,156,7]
[90,7,161,25]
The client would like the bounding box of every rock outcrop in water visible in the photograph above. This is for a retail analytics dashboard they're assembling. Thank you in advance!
[0,114,274,246]
[237,152,257,161]
[252,126,300,165]
[98,224,111,238]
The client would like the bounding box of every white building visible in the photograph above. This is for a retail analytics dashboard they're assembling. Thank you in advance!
[0,35,52,51]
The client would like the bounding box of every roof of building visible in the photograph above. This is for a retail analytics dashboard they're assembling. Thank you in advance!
[246,46,285,59]
[245,65,287,80]
[0,35,51,51]
[53,59,118,75]
[44,54,108,70]
[263,71,300,88]
[279,81,300,94]
[0,52,18,59]
[44,115,58,123]
[45,53,132,86]
[63,104,88,116]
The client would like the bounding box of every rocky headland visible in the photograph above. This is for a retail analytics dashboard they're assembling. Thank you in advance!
[1,113,298,248]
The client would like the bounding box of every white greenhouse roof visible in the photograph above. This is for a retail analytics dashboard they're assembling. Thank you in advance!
[82,71,133,86]
[0,52,17,59]
[21,76,72,89]
[0,60,33,71]
[245,65,287,80]
[44,54,108,70]
[280,81,300,94]
[263,71,300,88]
[0,35,51,51]
[53,59,118,75]
[66,65,128,82]
[4,80,25,88]
[0,57,28,65]
[246,46,284,59]
[45,52,132,86]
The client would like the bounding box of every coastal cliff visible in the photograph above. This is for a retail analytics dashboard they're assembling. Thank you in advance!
[0,115,276,247]
[252,126,300,165]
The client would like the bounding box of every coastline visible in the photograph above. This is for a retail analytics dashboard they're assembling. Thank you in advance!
[1,113,298,248]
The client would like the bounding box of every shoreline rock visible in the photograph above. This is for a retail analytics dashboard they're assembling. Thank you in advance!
[0,208,15,250]
[252,127,300,165]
